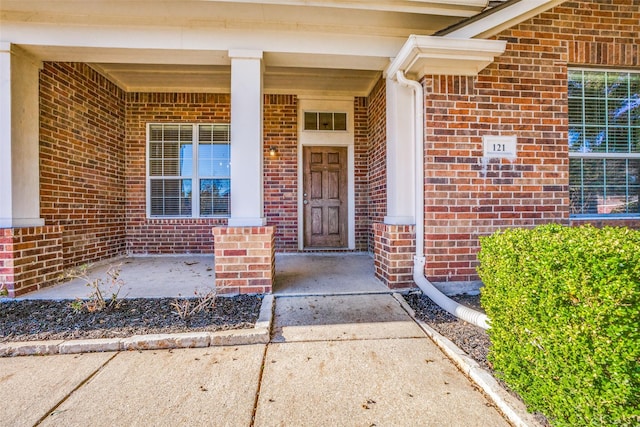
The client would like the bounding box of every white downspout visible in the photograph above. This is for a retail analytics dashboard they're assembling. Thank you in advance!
[395,70,490,330]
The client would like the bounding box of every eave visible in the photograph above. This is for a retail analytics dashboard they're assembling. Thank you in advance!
[385,35,506,79]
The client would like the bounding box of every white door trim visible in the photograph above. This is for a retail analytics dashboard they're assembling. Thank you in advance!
[297,97,355,250]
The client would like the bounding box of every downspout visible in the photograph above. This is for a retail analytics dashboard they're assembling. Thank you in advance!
[395,70,490,330]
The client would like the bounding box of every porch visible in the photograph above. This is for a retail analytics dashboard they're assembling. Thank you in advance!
[16,253,390,300]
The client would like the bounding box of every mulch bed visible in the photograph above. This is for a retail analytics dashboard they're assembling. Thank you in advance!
[0,295,261,343]
[404,291,491,370]
[405,291,551,427]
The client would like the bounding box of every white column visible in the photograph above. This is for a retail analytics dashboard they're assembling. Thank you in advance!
[384,77,415,225]
[0,43,44,228]
[228,50,266,227]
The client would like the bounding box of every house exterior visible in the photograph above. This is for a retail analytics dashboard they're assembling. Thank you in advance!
[1,0,638,297]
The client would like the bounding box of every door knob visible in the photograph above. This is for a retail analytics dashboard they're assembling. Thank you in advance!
[303,200,308,205]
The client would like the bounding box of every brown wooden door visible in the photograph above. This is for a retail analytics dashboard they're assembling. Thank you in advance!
[303,146,348,248]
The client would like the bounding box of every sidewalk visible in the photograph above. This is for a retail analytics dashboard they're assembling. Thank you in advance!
[1,294,512,427]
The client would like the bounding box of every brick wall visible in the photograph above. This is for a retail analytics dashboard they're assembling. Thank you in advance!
[40,62,126,268]
[373,223,415,289]
[419,0,640,285]
[212,226,275,294]
[354,97,370,251]
[125,93,230,254]
[367,78,387,253]
[264,95,298,251]
[0,227,64,296]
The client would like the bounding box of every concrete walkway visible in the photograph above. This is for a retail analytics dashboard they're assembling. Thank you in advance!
[0,294,511,427]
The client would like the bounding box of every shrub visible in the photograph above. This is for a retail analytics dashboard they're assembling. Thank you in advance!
[478,224,640,427]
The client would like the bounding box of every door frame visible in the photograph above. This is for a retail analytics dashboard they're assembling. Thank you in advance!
[297,97,355,250]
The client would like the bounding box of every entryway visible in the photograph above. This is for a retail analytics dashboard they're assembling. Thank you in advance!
[273,253,388,295]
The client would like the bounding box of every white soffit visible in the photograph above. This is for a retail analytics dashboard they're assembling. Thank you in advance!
[385,35,506,78]
[442,0,566,39]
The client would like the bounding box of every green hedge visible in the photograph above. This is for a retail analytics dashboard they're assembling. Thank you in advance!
[478,224,640,427]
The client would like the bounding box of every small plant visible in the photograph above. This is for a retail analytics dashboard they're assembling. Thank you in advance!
[0,282,8,298]
[170,287,218,321]
[61,263,126,313]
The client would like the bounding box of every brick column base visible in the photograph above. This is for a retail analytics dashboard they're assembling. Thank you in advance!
[373,223,416,290]
[0,226,64,297]
[212,226,275,294]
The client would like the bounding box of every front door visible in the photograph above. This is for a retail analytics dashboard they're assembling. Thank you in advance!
[303,146,348,248]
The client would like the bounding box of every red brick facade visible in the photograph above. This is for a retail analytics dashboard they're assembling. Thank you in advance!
[125,93,231,254]
[366,78,387,253]
[40,62,126,268]
[0,227,63,296]
[212,226,275,294]
[373,223,415,289]
[263,95,299,250]
[418,0,640,285]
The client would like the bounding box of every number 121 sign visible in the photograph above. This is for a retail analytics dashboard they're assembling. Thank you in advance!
[483,135,517,159]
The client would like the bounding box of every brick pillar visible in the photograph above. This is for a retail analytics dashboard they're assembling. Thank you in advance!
[212,226,275,294]
[0,226,64,297]
[373,223,416,290]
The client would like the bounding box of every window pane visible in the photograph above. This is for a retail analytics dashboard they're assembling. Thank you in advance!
[583,71,606,98]
[567,70,583,98]
[199,143,230,177]
[569,126,585,152]
[334,113,347,131]
[319,112,333,130]
[200,179,230,216]
[304,112,317,130]
[583,127,607,152]
[568,97,583,124]
[606,73,629,100]
[608,127,630,152]
[149,179,192,216]
[583,97,607,126]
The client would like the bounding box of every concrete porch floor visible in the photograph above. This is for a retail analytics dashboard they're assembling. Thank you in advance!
[18,253,389,300]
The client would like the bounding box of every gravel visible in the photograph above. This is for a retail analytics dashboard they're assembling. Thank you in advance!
[0,295,261,343]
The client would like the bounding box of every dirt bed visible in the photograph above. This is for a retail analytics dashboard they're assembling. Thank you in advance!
[0,295,261,343]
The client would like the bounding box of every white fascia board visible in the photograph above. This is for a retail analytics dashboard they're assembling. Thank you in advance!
[444,0,566,39]
[190,0,488,17]
[1,21,404,63]
[385,35,506,79]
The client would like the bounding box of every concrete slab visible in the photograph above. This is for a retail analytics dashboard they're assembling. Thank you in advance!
[0,352,115,427]
[254,338,509,427]
[272,294,425,342]
[38,345,265,427]
[274,253,389,295]
[20,255,215,300]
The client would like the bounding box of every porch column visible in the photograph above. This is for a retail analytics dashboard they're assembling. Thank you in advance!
[228,49,266,226]
[0,43,44,228]
[384,77,415,225]
[373,78,417,290]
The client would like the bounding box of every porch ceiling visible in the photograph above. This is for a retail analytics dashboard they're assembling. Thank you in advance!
[1,0,496,96]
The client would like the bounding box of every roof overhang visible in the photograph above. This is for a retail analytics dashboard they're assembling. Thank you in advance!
[385,35,507,79]
[440,0,566,39]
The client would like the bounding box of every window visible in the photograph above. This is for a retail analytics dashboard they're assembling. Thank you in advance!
[568,69,639,216]
[148,123,230,217]
[304,111,347,131]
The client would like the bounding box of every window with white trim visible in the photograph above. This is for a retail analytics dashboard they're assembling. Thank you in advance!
[147,123,230,217]
[568,69,639,216]
[303,111,347,131]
